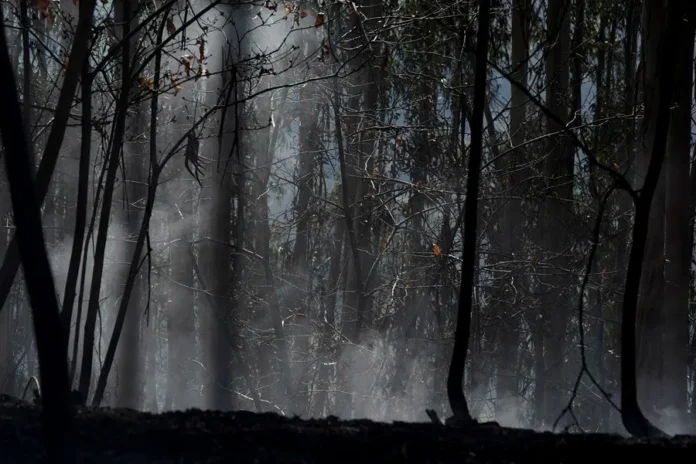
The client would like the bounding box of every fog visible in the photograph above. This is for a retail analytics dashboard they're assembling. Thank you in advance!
[1,0,694,438]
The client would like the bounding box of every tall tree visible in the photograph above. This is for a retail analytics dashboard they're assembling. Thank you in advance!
[0,8,75,460]
[539,0,573,426]
[621,0,678,439]
[447,0,491,422]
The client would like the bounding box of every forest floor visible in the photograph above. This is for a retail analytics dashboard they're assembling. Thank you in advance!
[1,395,696,463]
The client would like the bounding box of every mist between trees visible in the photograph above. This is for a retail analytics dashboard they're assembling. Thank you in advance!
[0,0,694,438]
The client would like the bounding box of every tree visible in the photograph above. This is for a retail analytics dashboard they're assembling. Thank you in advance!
[447,0,491,422]
[0,7,74,460]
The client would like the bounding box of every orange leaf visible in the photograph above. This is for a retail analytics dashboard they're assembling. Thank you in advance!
[137,76,154,89]
[314,12,325,27]
[432,244,442,257]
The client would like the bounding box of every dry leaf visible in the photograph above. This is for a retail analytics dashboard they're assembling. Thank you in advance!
[166,17,176,35]
[198,40,205,62]
[299,10,307,18]
[72,0,79,5]
[174,85,183,96]
[432,244,442,257]
[314,12,325,27]
[284,3,292,15]
[137,76,154,89]
[181,54,194,76]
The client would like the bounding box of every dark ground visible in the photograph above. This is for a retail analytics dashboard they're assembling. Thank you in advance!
[1,395,696,463]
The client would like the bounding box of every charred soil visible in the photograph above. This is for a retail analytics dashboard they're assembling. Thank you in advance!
[0,395,695,463]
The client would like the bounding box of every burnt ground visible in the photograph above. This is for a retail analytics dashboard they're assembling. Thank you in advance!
[1,395,695,463]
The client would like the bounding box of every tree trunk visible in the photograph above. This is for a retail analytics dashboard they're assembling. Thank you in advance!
[540,0,573,427]
[167,182,197,410]
[662,10,694,423]
[635,0,668,418]
[494,0,528,424]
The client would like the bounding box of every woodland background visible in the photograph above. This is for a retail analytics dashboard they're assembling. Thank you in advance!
[0,0,692,438]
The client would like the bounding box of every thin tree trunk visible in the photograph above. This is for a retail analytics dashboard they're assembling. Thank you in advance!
[447,0,490,422]
[78,3,134,399]
[0,0,97,317]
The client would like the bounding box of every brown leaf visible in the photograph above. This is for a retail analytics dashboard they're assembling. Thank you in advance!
[166,17,176,36]
[198,39,205,62]
[299,10,308,18]
[174,85,183,96]
[314,12,325,27]
[137,76,154,89]
[432,244,442,257]
[181,54,194,76]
